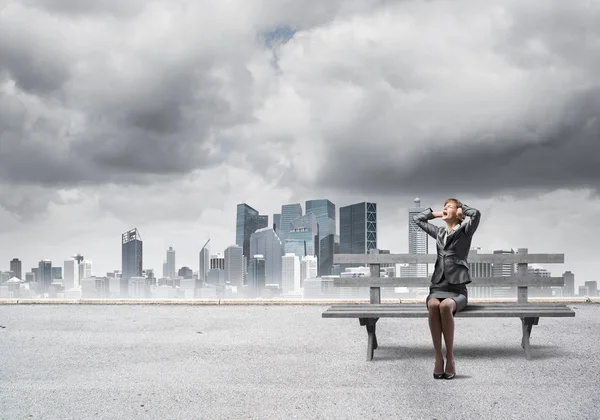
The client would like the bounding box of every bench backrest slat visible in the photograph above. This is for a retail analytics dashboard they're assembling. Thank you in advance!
[333,276,565,288]
[333,253,564,265]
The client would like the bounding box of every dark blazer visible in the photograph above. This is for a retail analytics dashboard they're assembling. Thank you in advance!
[413,205,481,285]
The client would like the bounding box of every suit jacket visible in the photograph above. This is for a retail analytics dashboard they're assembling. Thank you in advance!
[413,205,481,285]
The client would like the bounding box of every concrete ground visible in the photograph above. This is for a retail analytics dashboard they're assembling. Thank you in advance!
[0,303,598,420]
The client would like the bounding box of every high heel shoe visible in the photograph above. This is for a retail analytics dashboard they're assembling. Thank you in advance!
[433,360,445,379]
[444,361,456,379]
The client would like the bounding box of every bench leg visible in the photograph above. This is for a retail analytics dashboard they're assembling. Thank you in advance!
[359,318,379,361]
[520,317,539,360]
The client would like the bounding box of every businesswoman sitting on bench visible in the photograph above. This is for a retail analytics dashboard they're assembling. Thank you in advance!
[413,199,481,380]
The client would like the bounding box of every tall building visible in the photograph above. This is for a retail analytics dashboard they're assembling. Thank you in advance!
[199,241,210,284]
[224,245,244,287]
[585,281,598,296]
[249,228,284,286]
[236,203,268,261]
[273,214,281,235]
[306,199,336,276]
[285,214,318,259]
[340,202,377,255]
[492,249,515,298]
[493,249,515,277]
[37,259,52,295]
[63,259,79,290]
[166,246,176,279]
[300,255,318,287]
[563,271,575,297]
[468,248,493,298]
[178,267,193,279]
[51,267,62,280]
[210,254,225,270]
[10,258,22,280]
[407,198,429,278]
[281,253,301,293]
[248,255,266,297]
[279,204,303,243]
[122,228,143,297]
[319,234,336,277]
[82,261,92,279]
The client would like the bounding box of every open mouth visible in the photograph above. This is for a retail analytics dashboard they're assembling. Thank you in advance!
[442,211,448,217]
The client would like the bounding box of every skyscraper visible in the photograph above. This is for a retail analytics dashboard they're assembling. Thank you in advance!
[224,245,244,287]
[279,204,302,243]
[306,199,336,276]
[122,228,143,297]
[273,214,281,235]
[37,259,52,295]
[249,228,284,286]
[340,202,377,255]
[281,253,300,293]
[285,214,318,258]
[166,246,176,279]
[407,198,429,278]
[248,255,266,297]
[236,204,268,261]
[10,258,22,280]
[199,245,210,285]
[563,271,575,297]
[63,258,79,290]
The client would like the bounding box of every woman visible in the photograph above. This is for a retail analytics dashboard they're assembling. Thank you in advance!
[413,199,481,380]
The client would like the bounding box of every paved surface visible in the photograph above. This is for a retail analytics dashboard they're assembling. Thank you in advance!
[0,304,598,419]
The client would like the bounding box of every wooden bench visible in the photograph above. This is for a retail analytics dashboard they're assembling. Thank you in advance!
[322,250,576,360]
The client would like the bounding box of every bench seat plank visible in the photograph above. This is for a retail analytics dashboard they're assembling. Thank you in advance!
[322,304,575,319]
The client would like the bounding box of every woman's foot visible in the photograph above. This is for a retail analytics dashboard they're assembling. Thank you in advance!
[444,358,456,379]
[433,357,445,379]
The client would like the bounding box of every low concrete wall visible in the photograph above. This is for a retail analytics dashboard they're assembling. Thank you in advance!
[0,297,598,305]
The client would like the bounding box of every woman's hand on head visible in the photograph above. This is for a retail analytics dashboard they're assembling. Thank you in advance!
[457,207,464,221]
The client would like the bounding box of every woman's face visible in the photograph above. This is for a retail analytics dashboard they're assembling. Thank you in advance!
[442,201,459,222]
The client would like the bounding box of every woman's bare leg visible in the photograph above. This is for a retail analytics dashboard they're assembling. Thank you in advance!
[427,298,444,373]
[439,299,457,374]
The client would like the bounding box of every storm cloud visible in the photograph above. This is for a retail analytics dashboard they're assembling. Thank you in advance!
[1,0,599,281]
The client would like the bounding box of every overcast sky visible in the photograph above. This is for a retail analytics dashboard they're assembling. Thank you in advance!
[1,0,599,288]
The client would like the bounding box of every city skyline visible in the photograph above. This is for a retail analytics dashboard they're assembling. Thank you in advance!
[0,196,592,287]
[1,1,599,289]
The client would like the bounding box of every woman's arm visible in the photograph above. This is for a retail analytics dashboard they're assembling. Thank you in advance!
[413,208,441,240]
[460,204,481,237]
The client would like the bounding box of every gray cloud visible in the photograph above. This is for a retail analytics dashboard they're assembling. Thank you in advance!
[19,0,147,17]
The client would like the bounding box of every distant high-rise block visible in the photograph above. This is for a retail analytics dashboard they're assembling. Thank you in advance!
[249,228,284,286]
[236,203,268,261]
[285,214,319,259]
[166,246,176,279]
[493,249,515,277]
[408,198,429,278]
[178,266,193,279]
[281,253,300,293]
[51,267,62,280]
[563,271,575,297]
[306,199,336,276]
[199,246,210,284]
[300,255,318,287]
[10,258,22,280]
[280,204,303,243]
[248,255,266,297]
[122,228,143,297]
[37,259,52,295]
[585,281,598,296]
[224,245,244,287]
[210,254,225,270]
[273,214,281,235]
[259,215,268,230]
[340,202,377,255]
